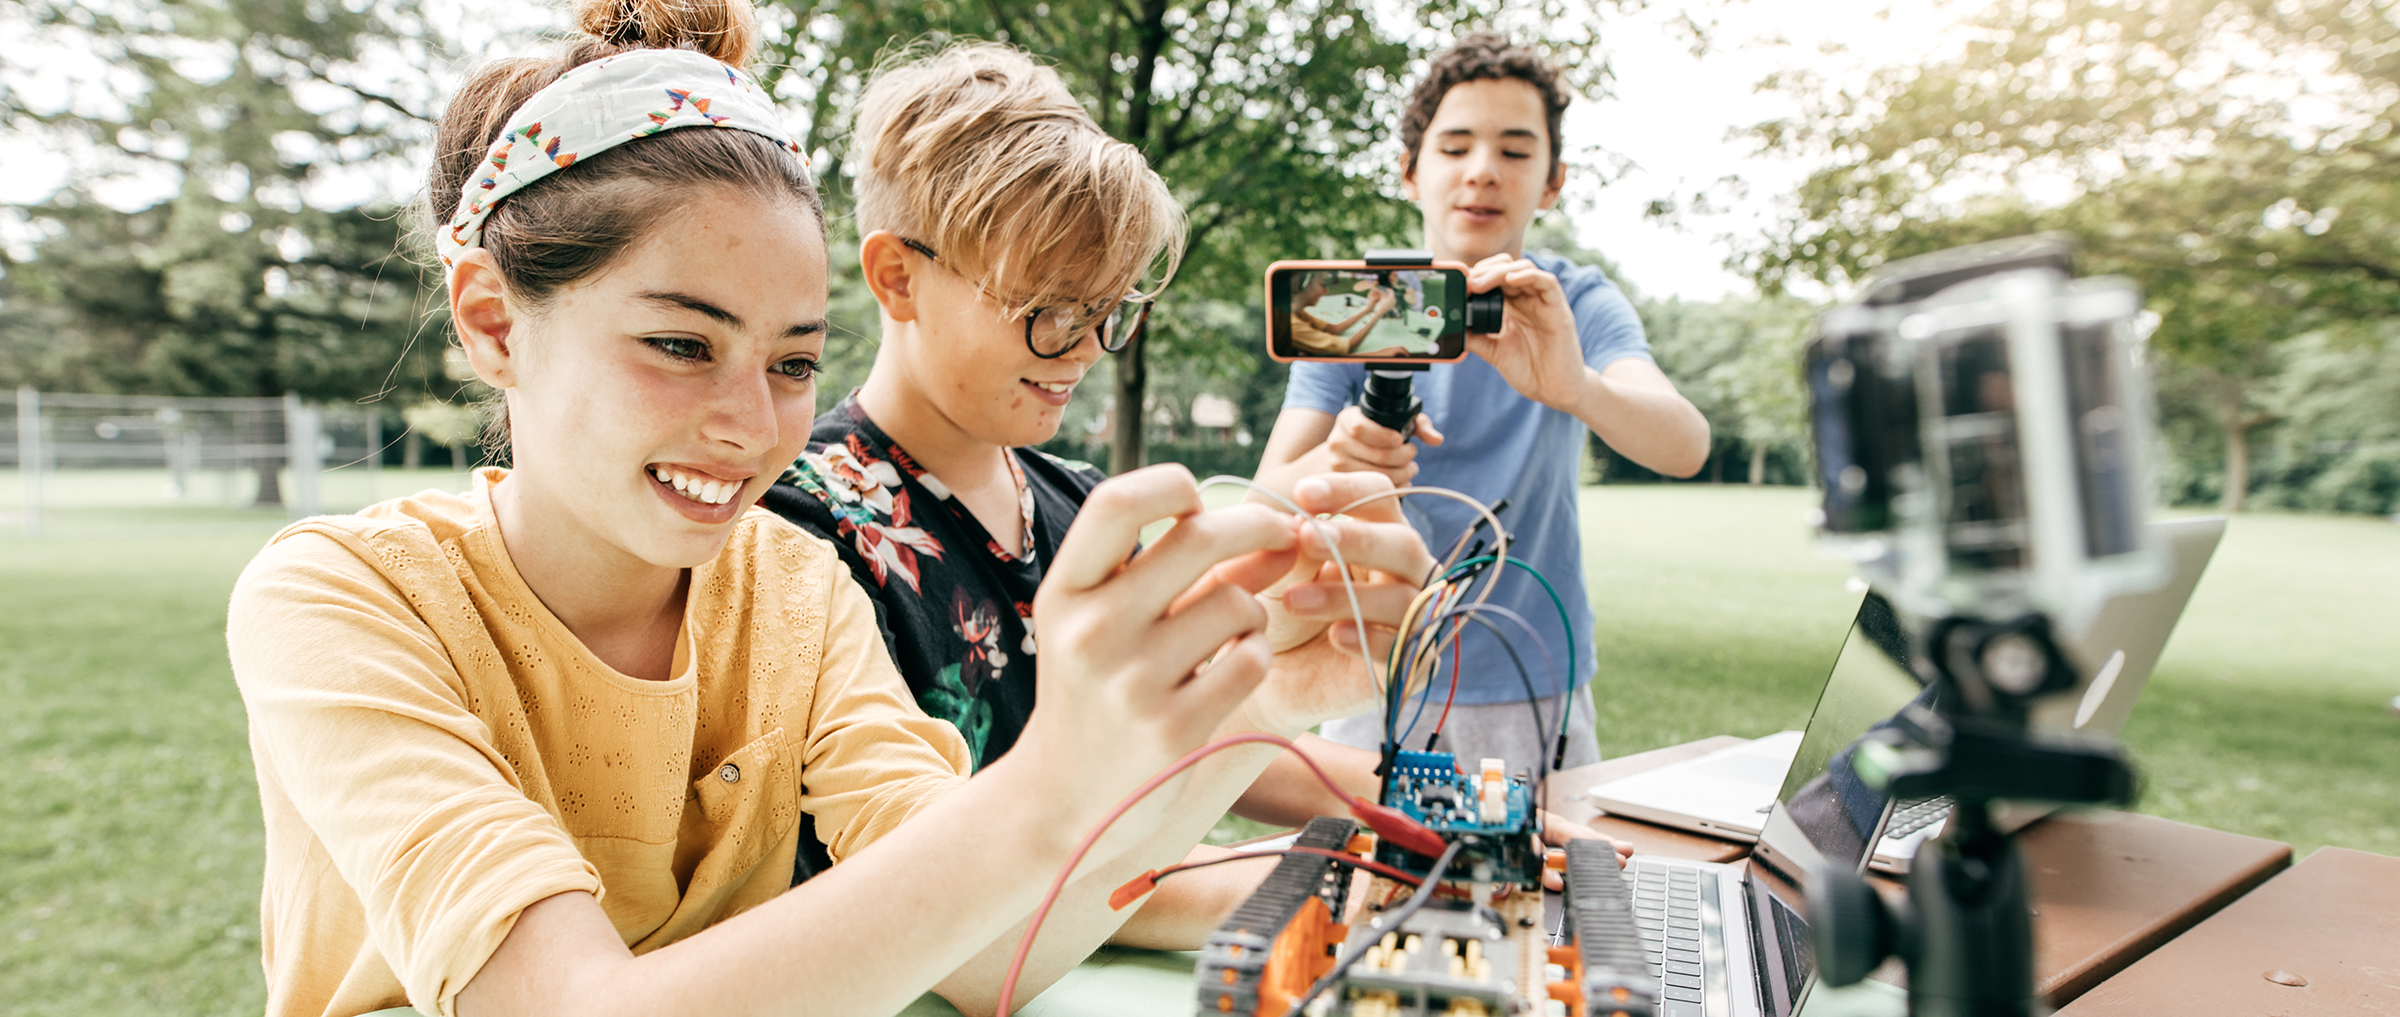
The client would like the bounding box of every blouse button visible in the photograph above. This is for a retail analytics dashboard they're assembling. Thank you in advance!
[718,763,741,784]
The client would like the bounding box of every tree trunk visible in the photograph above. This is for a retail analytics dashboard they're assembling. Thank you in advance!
[1749,443,1768,485]
[1109,328,1149,475]
[1104,0,1168,478]
[449,443,468,470]
[2220,414,2251,513]
[403,430,422,469]
[253,461,283,507]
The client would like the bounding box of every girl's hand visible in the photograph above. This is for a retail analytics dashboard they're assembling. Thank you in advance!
[1014,465,1301,839]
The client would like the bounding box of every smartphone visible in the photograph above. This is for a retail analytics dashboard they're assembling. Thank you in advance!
[1264,259,1475,364]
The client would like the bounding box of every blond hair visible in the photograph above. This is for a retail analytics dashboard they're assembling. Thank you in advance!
[851,43,1184,313]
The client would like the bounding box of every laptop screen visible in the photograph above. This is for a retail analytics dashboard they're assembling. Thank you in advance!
[1771,594,1926,873]
[1768,515,2225,872]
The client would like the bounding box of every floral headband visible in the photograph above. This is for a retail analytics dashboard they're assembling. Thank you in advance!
[436,48,807,273]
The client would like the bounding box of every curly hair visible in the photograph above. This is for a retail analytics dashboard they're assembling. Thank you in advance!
[1399,33,1571,183]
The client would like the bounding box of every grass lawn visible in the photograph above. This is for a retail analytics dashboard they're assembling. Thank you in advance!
[1578,485,2400,861]
[4,481,2395,1014]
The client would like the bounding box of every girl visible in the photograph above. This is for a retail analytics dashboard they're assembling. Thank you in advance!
[226,4,1404,1015]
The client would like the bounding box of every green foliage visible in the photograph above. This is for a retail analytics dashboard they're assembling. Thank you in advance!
[2244,323,2400,514]
[754,0,1630,470]
[0,0,450,404]
[1636,293,1816,485]
[1739,0,2400,512]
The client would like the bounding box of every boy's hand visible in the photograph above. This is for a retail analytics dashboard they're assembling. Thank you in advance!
[1538,811,1637,891]
[1232,472,1438,738]
[1017,465,1299,838]
[1462,253,1586,410]
[1317,405,1444,486]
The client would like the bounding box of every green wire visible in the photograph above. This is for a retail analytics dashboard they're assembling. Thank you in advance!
[1441,554,1580,742]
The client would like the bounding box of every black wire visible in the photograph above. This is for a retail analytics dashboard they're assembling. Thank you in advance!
[1280,840,1466,1017]
[1457,610,1554,819]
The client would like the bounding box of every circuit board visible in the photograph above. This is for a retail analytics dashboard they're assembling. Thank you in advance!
[1376,751,1543,888]
[1196,753,1656,1017]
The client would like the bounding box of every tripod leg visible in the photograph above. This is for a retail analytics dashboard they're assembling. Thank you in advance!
[1905,803,2037,1017]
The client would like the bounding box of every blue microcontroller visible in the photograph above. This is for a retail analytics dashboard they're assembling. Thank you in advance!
[1377,750,1543,886]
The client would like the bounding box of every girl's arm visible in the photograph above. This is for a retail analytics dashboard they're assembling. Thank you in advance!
[457,467,1302,1017]
[1328,287,1396,335]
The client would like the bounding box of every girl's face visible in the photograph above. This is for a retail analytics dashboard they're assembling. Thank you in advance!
[460,187,829,569]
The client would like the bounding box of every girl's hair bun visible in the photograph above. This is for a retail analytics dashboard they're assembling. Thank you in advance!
[573,0,759,67]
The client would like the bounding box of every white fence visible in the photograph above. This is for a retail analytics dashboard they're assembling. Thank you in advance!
[2,388,437,538]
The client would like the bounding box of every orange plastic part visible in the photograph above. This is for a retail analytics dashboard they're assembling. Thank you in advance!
[1547,943,1585,1013]
[1255,896,1346,1017]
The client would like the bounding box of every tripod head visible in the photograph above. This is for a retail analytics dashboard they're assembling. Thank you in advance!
[1798,236,2166,1016]
[1348,249,1504,437]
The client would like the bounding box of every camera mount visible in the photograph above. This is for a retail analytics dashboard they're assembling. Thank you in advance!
[1809,617,2137,1017]
[1799,235,2163,1017]
[1351,250,1504,437]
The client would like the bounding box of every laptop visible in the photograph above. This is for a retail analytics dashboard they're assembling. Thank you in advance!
[1554,693,1880,1017]
[1589,515,2224,874]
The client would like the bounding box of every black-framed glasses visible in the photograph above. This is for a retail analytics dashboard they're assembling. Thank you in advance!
[902,238,1151,359]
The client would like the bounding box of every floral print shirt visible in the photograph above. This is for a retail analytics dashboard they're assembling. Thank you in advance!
[761,393,1103,772]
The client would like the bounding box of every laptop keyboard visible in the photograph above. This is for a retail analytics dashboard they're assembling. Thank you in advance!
[1625,859,1711,1017]
[1885,796,1954,840]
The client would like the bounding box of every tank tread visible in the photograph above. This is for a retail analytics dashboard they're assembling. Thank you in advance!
[1566,839,1658,1017]
[1194,816,1358,1016]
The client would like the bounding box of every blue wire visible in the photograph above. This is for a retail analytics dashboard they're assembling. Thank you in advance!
[1396,614,1463,746]
[1441,554,1580,744]
[1429,604,1556,797]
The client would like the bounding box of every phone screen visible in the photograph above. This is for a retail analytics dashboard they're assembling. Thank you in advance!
[1268,265,1470,362]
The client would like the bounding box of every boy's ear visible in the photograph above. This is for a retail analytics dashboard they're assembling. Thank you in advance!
[1399,153,1420,202]
[449,252,520,388]
[859,231,920,323]
[1538,161,1566,211]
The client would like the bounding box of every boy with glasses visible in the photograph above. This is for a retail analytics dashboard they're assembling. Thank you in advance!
[763,43,1628,946]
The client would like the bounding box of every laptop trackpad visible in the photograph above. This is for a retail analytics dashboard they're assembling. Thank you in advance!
[1693,752,1792,788]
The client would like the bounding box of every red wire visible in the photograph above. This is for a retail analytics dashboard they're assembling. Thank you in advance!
[993,732,1373,1015]
[1430,619,1464,741]
[1137,845,1424,895]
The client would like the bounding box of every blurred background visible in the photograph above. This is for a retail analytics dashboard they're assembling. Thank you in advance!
[1,0,2394,1013]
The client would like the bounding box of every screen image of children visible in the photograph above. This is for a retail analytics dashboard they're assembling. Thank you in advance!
[1289,269,1401,356]
[1356,270,1455,355]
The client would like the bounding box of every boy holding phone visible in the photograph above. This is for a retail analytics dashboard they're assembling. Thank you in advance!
[1255,34,1711,770]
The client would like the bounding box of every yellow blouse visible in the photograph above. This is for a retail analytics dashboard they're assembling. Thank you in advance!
[227,469,970,1017]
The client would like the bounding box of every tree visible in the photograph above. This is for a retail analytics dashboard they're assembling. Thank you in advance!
[1739,0,2400,510]
[1636,293,1814,484]
[0,0,452,502]
[754,0,1630,472]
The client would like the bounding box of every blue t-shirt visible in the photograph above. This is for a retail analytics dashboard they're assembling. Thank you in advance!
[1281,252,1652,706]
